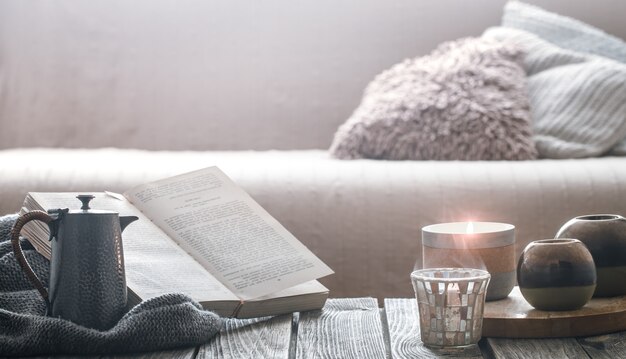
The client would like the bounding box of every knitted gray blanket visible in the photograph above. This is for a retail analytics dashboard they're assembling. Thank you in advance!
[0,214,222,357]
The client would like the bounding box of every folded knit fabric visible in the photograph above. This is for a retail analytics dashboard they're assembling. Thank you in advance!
[0,214,222,357]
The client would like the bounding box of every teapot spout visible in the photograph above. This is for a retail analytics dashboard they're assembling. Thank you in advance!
[119,216,139,233]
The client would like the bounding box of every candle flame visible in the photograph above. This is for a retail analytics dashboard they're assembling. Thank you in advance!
[466,221,474,234]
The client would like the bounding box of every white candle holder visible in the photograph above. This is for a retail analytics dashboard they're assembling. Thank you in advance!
[422,222,515,301]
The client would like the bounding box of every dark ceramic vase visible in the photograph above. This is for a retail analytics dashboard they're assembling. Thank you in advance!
[556,214,626,297]
[517,239,596,311]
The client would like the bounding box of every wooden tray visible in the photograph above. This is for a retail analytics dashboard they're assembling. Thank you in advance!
[482,287,626,338]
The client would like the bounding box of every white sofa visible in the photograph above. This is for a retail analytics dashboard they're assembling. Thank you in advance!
[1,0,626,299]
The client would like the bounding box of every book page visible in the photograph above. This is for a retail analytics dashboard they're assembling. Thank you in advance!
[124,167,334,300]
[28,192,238,303]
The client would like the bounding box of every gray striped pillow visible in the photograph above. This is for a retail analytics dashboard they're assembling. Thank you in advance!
[502,1,626,63]
[501,1,626,156]
[484,27,626,158]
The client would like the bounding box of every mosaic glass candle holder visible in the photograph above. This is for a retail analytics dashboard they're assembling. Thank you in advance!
[410,268,491,348]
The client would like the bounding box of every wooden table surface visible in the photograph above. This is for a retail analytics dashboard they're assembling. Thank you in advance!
[27,298,626,358]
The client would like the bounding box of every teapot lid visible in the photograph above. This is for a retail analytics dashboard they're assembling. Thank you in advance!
[65,194,118,215]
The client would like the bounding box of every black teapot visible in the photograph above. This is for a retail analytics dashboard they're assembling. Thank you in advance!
[11,194,138,330]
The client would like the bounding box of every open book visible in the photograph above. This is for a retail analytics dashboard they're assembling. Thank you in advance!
[20,167,334,318]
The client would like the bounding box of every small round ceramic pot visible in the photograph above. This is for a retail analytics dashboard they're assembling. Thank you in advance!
[556,214,626,297]
[517,239,596,311]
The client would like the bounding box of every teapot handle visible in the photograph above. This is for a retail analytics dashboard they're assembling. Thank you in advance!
[11,210,53,304]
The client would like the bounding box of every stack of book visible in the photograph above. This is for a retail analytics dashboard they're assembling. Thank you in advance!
[21,167,334,318]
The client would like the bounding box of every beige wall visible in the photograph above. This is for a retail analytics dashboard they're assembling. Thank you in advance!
[1,0,625,150]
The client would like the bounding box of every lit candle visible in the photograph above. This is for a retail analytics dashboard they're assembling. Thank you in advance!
[422,221,515,301]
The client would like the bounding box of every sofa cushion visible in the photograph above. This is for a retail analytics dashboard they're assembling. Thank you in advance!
[484,27,626,159]
[502,1,626,156]
[329,37,537,161]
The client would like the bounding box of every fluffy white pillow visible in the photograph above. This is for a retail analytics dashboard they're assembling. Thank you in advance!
[329,37,537,161]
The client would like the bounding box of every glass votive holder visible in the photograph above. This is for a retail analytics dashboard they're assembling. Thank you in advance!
[410,268,491,348]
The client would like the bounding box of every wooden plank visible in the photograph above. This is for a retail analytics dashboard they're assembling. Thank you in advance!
[196,314,293,359]
[578,332,626,359]
[384,298,482,359]
[295,298,386,359]
[100,347,197,359]
[483,287,626,338]
[379,308,392,358]
[484,338,589,359]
